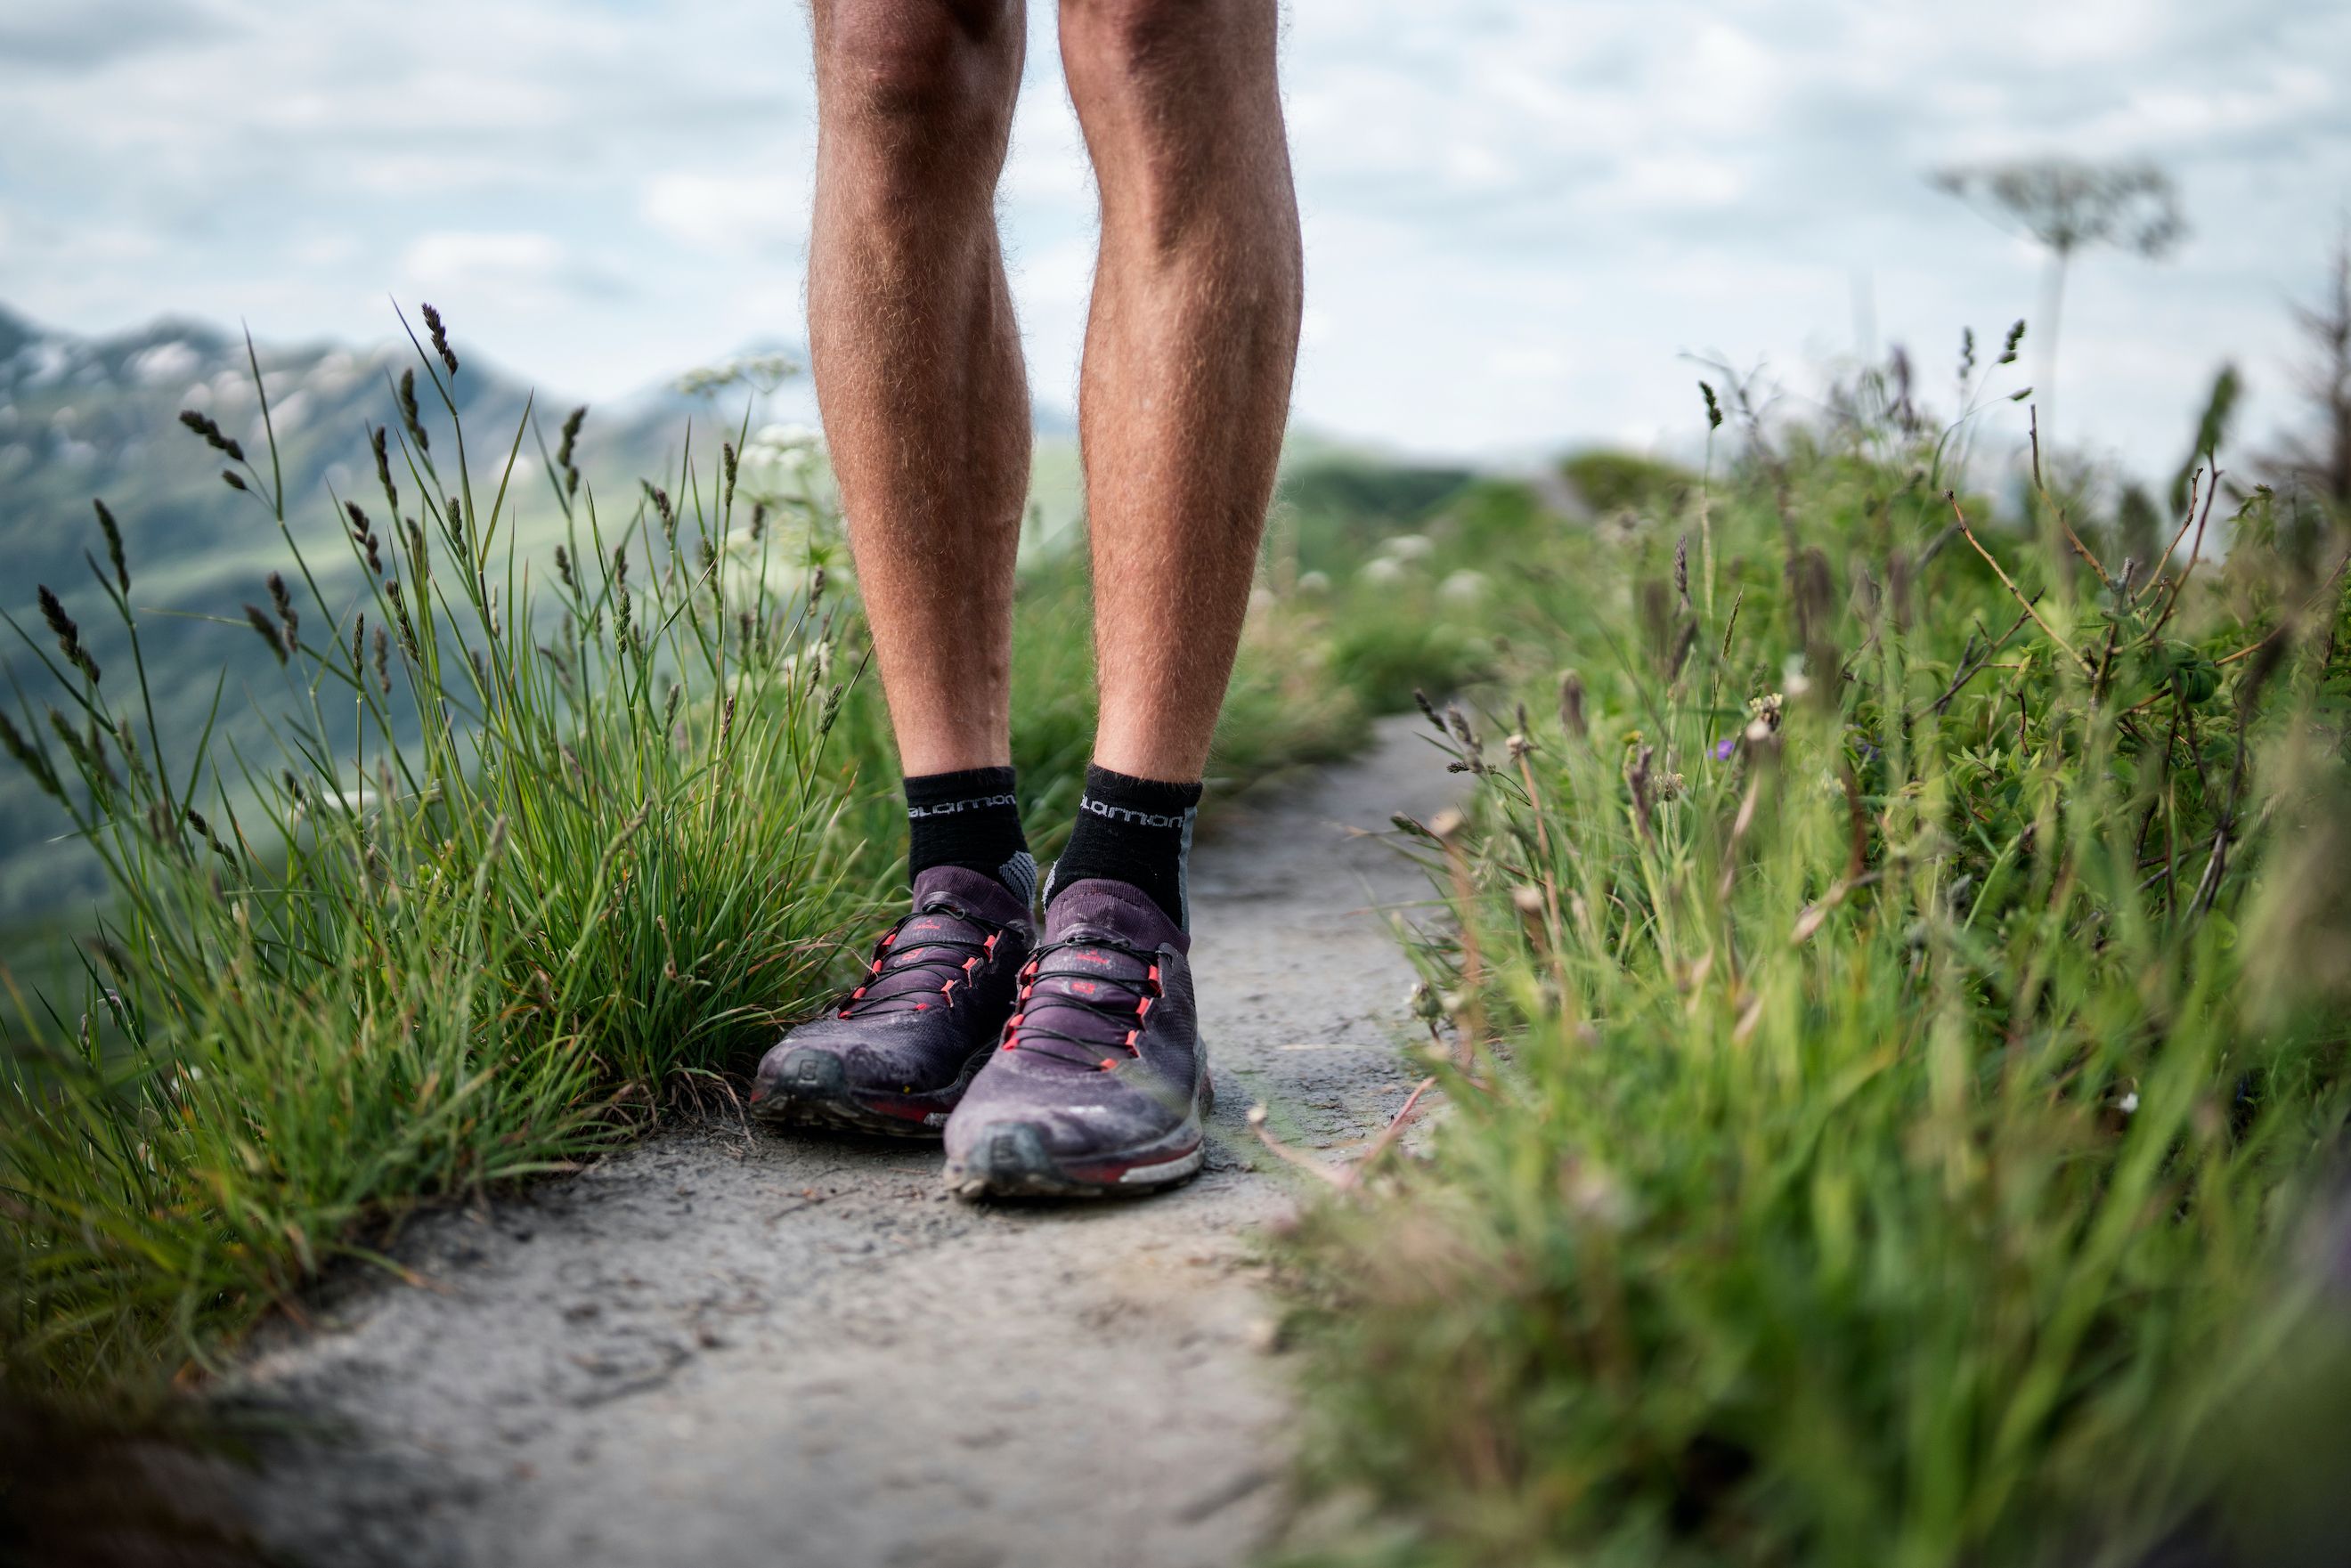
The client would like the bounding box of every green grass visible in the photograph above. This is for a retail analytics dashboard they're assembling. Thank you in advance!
[0,309,727,926]
[0,313,1511,1404]
[1560,447,1700,516]
[1278,370,2351,1566]
[1,328,877,1389]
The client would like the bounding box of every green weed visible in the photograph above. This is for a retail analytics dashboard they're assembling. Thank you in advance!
[0,312,1485,1405]
[1281,353,2351,1566]
[1,315,867,1388]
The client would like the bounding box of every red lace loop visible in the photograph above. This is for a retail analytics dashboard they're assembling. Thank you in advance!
[996,934,1165,1071]
[829,905,1015,1022]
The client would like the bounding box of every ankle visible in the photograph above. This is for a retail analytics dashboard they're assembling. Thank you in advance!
[1045,765,1202,929]
[905,766,1036,906]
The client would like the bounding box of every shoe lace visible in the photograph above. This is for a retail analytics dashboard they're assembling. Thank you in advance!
[834,906,1010,1020]
[997,935,1163,1073]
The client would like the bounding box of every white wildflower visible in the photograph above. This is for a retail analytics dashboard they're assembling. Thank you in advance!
[1438,569,1488,604]
[744,422,826,477]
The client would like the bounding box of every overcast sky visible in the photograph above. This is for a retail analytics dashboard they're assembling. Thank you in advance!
[4,0,2347,476]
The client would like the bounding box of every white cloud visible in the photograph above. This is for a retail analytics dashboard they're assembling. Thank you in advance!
[640,171,810,256]
[0,0,2345,473]
[403,231,569,290]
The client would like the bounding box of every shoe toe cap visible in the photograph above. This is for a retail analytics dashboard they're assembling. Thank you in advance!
[752,1041,848,1103]
[946,1119,1054,1183]
[946,1090,1173,1163]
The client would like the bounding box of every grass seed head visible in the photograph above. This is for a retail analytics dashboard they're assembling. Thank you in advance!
[370,424,398,509]
[37,584,77,650]
[420,302,459,375]
[93,499,129,592]
[177,408,244,463]
[1414,686,1447,734]
[1558,669,1587,737]
[398,368,428,452]
[347,502,384,575]
[645,483,677,548]
[266,572,297,648]
[37,585,101,684]
[0,711,65,800]
[244,604,289,665]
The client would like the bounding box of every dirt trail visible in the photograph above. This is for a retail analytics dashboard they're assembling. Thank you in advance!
[224,714,1454,1568]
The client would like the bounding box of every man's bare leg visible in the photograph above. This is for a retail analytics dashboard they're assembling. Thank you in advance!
[943,0,1298,1193]
[752,1,1042,1134]
[1062,0,1304,784]
[1030,0,1303,928]
[809,0,1029,778]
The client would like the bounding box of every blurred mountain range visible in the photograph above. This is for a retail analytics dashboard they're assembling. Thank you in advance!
[0,303,1433,932]
[0,304,817,926]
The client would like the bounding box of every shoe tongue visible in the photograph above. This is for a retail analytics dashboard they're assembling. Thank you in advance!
[912,864,1031,930]
[1021,946,1151,1060]
[862,910,983,1003]
[859,869,1020,1005]
[1016,880,1176,1055]
[1042,877,1186,955]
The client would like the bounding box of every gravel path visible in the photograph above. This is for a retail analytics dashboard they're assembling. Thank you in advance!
[223,714,1454,1568]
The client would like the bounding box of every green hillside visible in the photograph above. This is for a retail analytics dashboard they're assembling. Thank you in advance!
[0,311,707,918]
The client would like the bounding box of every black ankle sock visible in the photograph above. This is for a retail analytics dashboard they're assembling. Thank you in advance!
[905,767,1036,906]
[1046,764,1203,929]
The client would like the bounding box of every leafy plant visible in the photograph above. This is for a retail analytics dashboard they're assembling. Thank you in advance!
[0,311,1473,1403]
[1280,345,2351,1567]
[2,311,868,1387]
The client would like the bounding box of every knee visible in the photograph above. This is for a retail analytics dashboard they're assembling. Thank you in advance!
[1060,0,1253,94]
[818,0,1021,139]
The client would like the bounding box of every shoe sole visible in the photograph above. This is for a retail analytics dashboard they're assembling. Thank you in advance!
[946,1063,1215,1200]
[749,1046,980,1141]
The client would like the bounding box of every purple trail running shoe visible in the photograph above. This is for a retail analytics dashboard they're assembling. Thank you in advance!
[751,865,1034,1137]
[943,877,1212,1198]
